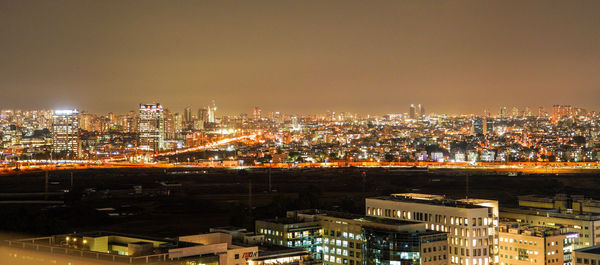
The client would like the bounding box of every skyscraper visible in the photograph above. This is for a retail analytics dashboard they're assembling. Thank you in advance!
[78,111,94,132]
[498,107,508,118]
[52,109,81,158]
[472,118,486,135]
[198,107,208,123]
[208,100,217,123]
[253,106,262,120]
[138,103,165,152]
[163,109,174,139]
[552,105,573,123]
[184,106,193,126]
[418,104,426,118]
[409,104,417,119]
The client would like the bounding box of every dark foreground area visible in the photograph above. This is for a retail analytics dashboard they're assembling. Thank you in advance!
[0,167,599,237]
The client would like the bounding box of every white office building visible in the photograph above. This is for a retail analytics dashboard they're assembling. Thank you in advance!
[366,193,499,265]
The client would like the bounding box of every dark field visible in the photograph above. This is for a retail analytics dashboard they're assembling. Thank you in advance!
[1,167,599,238]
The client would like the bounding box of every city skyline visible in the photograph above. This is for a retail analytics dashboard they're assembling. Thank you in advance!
[0,103,596,118]
[1,1,599,114]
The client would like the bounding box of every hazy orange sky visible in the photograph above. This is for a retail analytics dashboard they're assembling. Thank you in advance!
[1,0,599,115]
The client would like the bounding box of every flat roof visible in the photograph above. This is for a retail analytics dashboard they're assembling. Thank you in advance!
[258,217,321,225]
[313,210,418,225]
[575,246,600,255]
[67,231,200,248]
[368,195,487,209]
[501,207,600,221]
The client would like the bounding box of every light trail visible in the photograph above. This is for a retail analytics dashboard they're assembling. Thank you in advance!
[154,133,259,157]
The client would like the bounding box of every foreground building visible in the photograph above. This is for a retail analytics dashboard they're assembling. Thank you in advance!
[498,223,578,265]
[4,231,310,265]
[501,195,600,248]
[257,209,449,265]
[5,231,219,264]
[574,246,600,265]
[365,193,499,265]
[255,215,323,261]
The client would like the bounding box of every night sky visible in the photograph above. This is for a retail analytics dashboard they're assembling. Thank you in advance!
[1,0,599,115]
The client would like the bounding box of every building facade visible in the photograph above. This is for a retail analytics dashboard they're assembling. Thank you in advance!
[365,193,499,265]
[574,246,600,265]
[257,209,449,265]
[255,217,323,261]
[138,103,165,152]
[501,195,600,248]
[498,223,578,265]
[51,109,81,158]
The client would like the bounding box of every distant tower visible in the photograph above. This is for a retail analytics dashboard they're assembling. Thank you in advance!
[511,107,519,118]
[173,113,183,133]
[418,104,425,118]
[253,106,262,120]
[471,118,486,135]
[198,107,208,123]
[552,105,572,123]
[52,109,81,158]
[538,106,545,118]
[498,107,507,118]
[163,109,174,140]
[138,103,165,152]
[409,104,417,119]
[184,107,192,125]
[208,100,217,123]
[486,118,494,134]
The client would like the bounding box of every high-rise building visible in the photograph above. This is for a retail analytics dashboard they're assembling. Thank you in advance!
[538,107,546,118]
[524,107,532,117]
[552,105,573,123]
[184,106,193,126]
[52,109,81,158]
[198,107,208,123]
[208,100,217,123]
[173,113,183,134]
[366,193,500,265]
[253,106,262,120]
[125,110,137,133]
[485,119,494,135]
[79,111,94,132]
[472,118,486,135]
[511,107,520,118]
[138,103,165,152]
[410,104,417,119]
[164,109,175,139]
[419,104,426,118]
[499,107,508,118]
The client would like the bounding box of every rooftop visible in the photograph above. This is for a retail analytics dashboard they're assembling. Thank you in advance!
[575,245,600,255]
[499,222,577,237]
[501,207,600,221]
[368,194,489,209]
[296,209,421,226]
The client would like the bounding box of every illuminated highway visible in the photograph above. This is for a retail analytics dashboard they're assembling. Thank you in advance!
[3,133,600,174]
